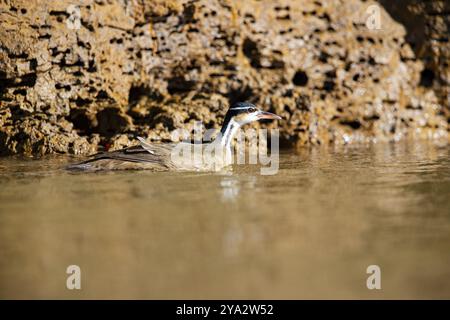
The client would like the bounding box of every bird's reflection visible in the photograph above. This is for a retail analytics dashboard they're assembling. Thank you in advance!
[219,175,240,202]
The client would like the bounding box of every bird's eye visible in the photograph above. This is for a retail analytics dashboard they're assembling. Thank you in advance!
[248,107,256,113]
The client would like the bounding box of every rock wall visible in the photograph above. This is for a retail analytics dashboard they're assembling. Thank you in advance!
[379,0,450,123]
[0,0,448,156]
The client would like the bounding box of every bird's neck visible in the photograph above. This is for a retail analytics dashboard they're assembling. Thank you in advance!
[219,118,240,149]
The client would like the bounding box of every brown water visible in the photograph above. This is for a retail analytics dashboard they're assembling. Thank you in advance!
[0,142,449,299]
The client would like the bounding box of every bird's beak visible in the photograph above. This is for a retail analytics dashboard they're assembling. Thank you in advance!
[257,111,282,120]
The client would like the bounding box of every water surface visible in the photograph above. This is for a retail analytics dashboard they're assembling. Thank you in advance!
[0,142,449,299]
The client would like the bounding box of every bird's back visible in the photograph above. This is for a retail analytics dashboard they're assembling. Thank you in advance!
[67,140,228,172]
[67,143,176,171]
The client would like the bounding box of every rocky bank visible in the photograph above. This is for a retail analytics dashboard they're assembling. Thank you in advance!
[0,0,448,156]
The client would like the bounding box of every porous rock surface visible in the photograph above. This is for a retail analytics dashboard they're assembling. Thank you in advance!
[380,0,450,123]
[0,0,448,156]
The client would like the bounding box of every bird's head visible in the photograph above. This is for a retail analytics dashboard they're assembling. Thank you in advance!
[222,102,281,130]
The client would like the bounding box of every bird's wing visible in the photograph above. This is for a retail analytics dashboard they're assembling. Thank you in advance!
[137,136,155,154]
[67,141,176,171]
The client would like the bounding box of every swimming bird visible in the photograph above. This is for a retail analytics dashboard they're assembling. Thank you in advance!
[68,102,281,172]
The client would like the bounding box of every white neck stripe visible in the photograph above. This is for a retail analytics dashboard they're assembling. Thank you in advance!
[220,119,240,148]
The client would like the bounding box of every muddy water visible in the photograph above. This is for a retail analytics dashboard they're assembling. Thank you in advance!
[0,142,449,299]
